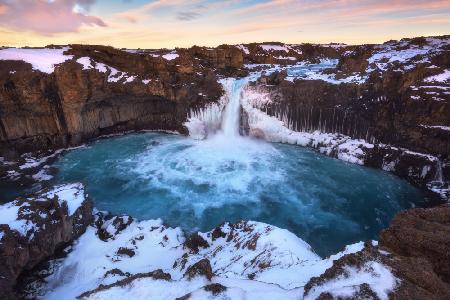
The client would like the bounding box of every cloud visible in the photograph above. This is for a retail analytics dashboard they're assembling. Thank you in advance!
[0,0,106,35]
[176,11,201,21]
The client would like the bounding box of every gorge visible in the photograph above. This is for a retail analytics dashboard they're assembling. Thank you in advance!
[0,36,449,299]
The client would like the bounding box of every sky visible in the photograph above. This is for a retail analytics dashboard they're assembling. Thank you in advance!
[0,0,449,48]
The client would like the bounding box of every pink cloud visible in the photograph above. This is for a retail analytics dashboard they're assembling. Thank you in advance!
[0,0,106,34]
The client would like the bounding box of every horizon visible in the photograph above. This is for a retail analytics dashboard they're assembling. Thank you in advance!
[2,34,449,50]
[0,0,449,48]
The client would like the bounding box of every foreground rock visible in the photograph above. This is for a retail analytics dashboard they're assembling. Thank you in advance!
[0,183,92,299]
[304,205,450,299]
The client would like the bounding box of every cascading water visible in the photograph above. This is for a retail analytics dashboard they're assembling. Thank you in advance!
[220,78,249,137]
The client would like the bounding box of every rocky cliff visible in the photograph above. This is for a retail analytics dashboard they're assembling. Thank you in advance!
[0,183,92,299]
[0,44,246,154]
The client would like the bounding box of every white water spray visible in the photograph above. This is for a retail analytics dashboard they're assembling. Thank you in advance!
[220,78,249,137]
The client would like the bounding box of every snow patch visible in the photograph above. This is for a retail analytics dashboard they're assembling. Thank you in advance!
[0,47,73,74]
[39,183,86,216]
[424,69,450,83]
[162,53,179,60]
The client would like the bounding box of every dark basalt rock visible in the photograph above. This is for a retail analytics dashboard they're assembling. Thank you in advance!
[116,247,135,258]
[184,232,209,253]
[379,204,450,282]
[0,185,92,300]
[203,283,227,295]
[183,258,214,281]
[95,213,133,241]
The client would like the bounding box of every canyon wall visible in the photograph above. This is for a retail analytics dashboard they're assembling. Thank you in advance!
[0,45,244,155]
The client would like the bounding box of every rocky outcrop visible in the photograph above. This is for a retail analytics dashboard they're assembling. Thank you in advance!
[304,205,450,299]
[0,183,92,299]
[241,36,449,196]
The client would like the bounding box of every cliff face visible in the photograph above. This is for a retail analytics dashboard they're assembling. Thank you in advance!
[240,36,449,194]
[0,45,244,154]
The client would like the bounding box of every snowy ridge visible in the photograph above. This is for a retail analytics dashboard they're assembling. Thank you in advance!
[367,37,449,73]
[34,216,394,300]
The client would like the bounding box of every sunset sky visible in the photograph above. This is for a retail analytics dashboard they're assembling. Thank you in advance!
[0,0,449,48]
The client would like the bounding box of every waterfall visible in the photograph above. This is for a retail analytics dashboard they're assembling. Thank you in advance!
[434,158,444,184]
[221,78,248,137]
[184,77,249,139]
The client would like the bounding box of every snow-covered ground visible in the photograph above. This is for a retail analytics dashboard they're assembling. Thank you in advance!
[33,215,393,300]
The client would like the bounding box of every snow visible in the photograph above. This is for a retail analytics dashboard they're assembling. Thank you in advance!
[0,201,32,236]
[276,56,297,60]
[74,57,134,83]
[124,76,136,83]
[76,57,93,70]
[39,183,86,215]
[236,44,250,55]
[32,166,53,181]
[20,150,63,169]
[0,47,73,73]
[424,69,450,83]
[39,217,383,300]
[420,124,450,131]
[162,53,179,60]
[367,38,448,73]
[260,44,289,52]
[304,261,397,300]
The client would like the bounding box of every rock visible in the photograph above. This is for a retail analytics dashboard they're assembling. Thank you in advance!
[0,183,92,299]
[379,205,450,282]
[116,247,135,258]
[175,283,227,300]
[183,258,214,281]
[0,45,225,155]
[203,283,227,295]
[184,232,209,253]
[95,213,133,241]
[304,205,450,300]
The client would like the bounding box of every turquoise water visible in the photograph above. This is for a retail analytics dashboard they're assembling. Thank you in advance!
[52,132,427,257]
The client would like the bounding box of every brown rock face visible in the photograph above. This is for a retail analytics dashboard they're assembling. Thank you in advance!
[0,45,234,155]
[183,258,214,281]
[0,184,92,300]
[304,205,450,299]
[379,205,450,282]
